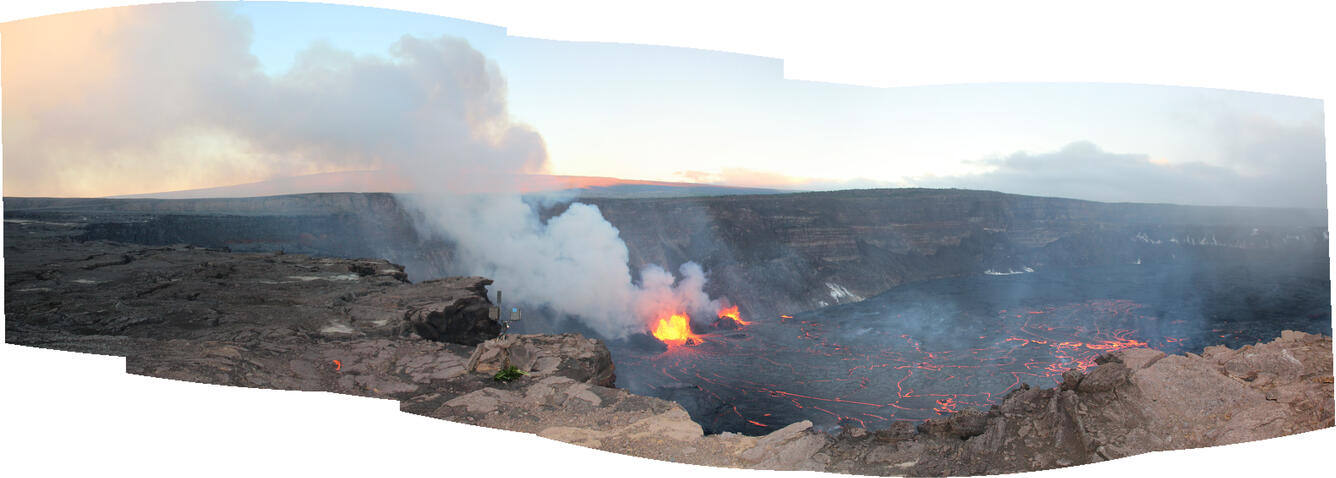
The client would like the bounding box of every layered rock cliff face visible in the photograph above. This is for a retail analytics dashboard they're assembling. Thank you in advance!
[8,189,1326,321]
[572,189,1327,318]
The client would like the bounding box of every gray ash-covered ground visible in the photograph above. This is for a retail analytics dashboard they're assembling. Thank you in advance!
[600,258,1330,435]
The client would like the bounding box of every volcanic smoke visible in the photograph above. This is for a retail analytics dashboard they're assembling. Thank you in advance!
[0,5,731,341]
[342,37,728,340]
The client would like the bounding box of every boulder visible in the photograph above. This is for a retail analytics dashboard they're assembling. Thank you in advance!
[917,408,988,439]
[346,259,408,282]
[466,333,616,387]
[1060,369,1084,391]
[1111,348,1166,370]
[1077,361,1131,393]
[739,420,829,470]
[404,280,501,346]
[873,421,918,442]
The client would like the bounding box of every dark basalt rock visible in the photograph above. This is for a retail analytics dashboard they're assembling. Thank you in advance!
[347,260,409,282]
[1077,361,1131,393]
[712,317,741,330]
[1060,369,1084,391]
[872,421,918,442]
[405,283,501,346]
[623,333,669,353]
[917,408,989,440]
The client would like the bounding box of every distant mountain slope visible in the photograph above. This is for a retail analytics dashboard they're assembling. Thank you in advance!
[567,183,789,198]
[109,170,786,199]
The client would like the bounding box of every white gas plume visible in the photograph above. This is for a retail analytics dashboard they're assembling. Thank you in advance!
[2,3,719,338]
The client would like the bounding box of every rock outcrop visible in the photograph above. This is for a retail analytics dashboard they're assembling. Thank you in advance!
[821,331,1335,476]
[4,216,1331,476]
[403,277,501,345]
[2,220,828,471]
[466,334,616,387]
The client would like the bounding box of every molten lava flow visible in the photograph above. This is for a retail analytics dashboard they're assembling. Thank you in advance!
[622,297,1194,434]
[332,359,342,371]
[718,305,749,326]
[652,313,701,346]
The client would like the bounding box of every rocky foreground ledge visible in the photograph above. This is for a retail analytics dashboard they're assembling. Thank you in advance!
[4,221,1333,476]
[825,330,1333,475]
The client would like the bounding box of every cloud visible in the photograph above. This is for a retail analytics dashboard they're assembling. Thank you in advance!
[3,3,723,339]
[674,167,882,190]
[673,170,715,183]
[2,3,546,197]
[1212,111,1326,183]
[912,138,1325,209]
[672,101,1324,210]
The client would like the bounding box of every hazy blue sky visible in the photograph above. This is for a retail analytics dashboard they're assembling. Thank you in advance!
[2,2,1325,207]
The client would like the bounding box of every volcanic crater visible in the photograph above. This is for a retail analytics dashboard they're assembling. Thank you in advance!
[5,189,1333,475]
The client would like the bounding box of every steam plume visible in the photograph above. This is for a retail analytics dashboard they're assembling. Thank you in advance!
[1,3,718,338]
[407,194,722,337]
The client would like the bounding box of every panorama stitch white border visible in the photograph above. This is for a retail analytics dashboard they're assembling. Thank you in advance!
[1,2,1332,478]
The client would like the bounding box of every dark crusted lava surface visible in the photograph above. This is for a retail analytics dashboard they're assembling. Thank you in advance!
[4,213,1333,475]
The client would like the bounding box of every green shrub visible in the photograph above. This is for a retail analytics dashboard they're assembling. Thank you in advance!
[493,365,528,382]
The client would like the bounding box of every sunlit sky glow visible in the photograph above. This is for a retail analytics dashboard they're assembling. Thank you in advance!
[0,2,1326,208]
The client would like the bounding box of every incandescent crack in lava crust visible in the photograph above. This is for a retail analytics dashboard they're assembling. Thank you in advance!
[4,219,1332,475]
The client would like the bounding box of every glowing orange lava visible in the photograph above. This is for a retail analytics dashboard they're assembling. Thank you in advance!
[652,313,701,346]
[718,305,749,326]
[332,359,342,371]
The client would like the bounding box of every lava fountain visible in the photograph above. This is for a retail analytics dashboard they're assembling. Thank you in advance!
[718,305,749,326]
[651,313,701,346]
